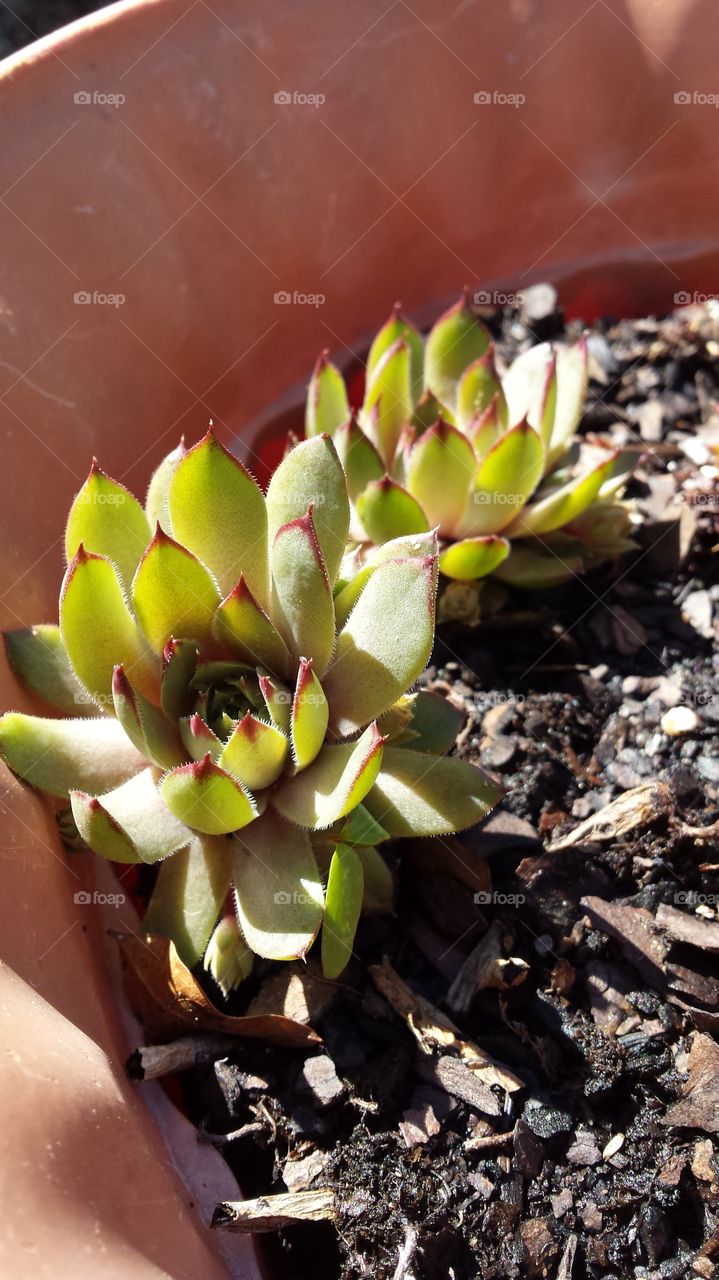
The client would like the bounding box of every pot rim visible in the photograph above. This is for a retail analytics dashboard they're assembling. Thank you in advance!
[0,0,168,81]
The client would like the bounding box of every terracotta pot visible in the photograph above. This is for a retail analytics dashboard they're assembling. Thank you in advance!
[1,0,718,1274]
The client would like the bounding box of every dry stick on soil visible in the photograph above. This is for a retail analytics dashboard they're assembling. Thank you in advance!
[464,1128,514,1152]
[197,1122,265,1147]
[126,1034,236,1081]
[369,957,523,1096]
[547,781,671,851]
[213,1189,337,1232]
[391,1224,419,1280]
[447,919,529,1015]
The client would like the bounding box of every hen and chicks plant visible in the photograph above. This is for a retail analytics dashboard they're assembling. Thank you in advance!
[1,430,500,985]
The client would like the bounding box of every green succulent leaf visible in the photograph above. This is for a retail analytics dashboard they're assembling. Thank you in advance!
[456,349,509,432]
[507,452,620,539]
[493,543,583,589]
[361,337,413,467]
[273,722,385,830]
[71,766,193,864]
[339,802,390,846]
[356,476,430,545]
[270,510,336,676]
[333,530,438,629]
[406,420,475,535]
[4,624,97,717]
[0,712,146,797]
[132,526,220,655]
[332,419,384,503]
[145,441,186,534]
[220,713,289,790]
[356,844,394,913]
[204,915,254,995]
[364,746,501,836]
[65,460,151,590]
[438,535,510,581]
[366,304,424,404]
[258,673,293,734]
[468,395,506,460]
[321,843,364,978]
[179,711,222,762]
[502,344,557,450]
[160,754,257,836]
[161,637,198,722]
[213,576,291,680]
[547,337,588,467]
[291,657,329,770]
[112,665,184,770]
[144,835,233,968]
[266,435,350,588]
[305,352,350,438]
[324,556,437,737]
[232,808,324,960]
[460,420,544,536]
[60,547,159,705]
[424,296,491,414]
[168,428,270,606]
[398,690,465,754]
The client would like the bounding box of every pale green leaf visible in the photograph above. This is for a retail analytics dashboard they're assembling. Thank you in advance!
[361,337,413,467]
[71,766,192,864]
[259,673,293,734]
[179,712,222,762]
[273,722,385,830]
[506,452,620,538]
[221,712,289,790]
[424,296,491,413]
[160,755,258,835]
[458,420,544,536]
[4,624,98,717]
[60,548,159,704]
[493,543,583,589]
[438,535,510,581]
[0,712,145,797]
[364,746,501,836]
[232,808,324,960]
[65,460,151,589]
[145,441,186,533]
[168,428,269,605]
[291,657,329,770]
[266,435,350,587]
[366,304,424,403]
[547,337,588,467]
[456,349,509,432]
[332,418,384,502]
[204,915,254,994]
[406,420,476,536]
[270,510,335,676]
[502,344,557,450]
[112,664,184,770]
[161,637,198,722]
[333,530,438,629]
[131,526,220,654]
[356,476,430,545]
[305,352,350,437]
[213,575,291,680]
[323,556,437,737]
[144,835,233,968]
[321,844,364,978]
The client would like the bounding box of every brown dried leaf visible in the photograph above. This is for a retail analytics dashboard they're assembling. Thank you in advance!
[113,931,321,1048]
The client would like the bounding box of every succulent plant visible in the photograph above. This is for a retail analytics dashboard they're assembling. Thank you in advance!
[306,296,634,620]
[1,431,501,981]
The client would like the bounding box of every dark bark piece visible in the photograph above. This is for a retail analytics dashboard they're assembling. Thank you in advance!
[580,896,668,988]
[663,1034,719,1132]
[415,1053,501,1116]
[447,919,528,1014]
[657,903,719,953]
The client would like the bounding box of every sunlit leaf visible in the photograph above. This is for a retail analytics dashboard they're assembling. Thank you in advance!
[259,672,293,734]
[60,547,159,704]
[179,711,222,762]
[502,344,557,449]
[406,420,476,535]
[361,337,413,467]
[221,713,289,790]
[340,802,390,846]
[160,755,257,835]
[204,914,254,995]
[424,295,491,413]
[71,767,192,863]
[266,435,350,587]
[112,664,184,770]
[169,427,269,605]
[65,459,151,589]
[366,303,424,403]
[456,348,509,432]
[356,476,430,544]
[547,337,588,467]
[0,712,145,797]
[507,452,619,538]
[232,808,324,960]
[364,746,501,836]
[291,657,329,770]
[145,441,186,533]
[4,624,97,717]
[333,530,438,629]
[458,420,544,536]
[270,510,335,676]
[132,526,220,654]
[438,535,510,581]
[213,576,291,680]
[305,351,350,437]
[324,556,437,737]
[143,834,233,968]
[321,844,364,978]
[332,418,384,502]
[273,723,385,829]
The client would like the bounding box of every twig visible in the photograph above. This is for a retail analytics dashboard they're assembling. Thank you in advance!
[392,1223,418,1280]
[197,1122,265,1146]
[212,1188,337,1232]
[464,1129,514,1152]
[126,1034,234,1080]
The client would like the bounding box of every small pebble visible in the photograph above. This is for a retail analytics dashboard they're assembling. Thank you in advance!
[661,706,699,736]
[602,1133,625,1160]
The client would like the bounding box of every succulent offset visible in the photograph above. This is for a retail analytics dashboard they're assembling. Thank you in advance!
[305,296,634,620]
[0,431,501,981]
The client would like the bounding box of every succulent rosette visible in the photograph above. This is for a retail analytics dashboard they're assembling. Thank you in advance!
[1,431,500,981]
[306,296,634,619]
